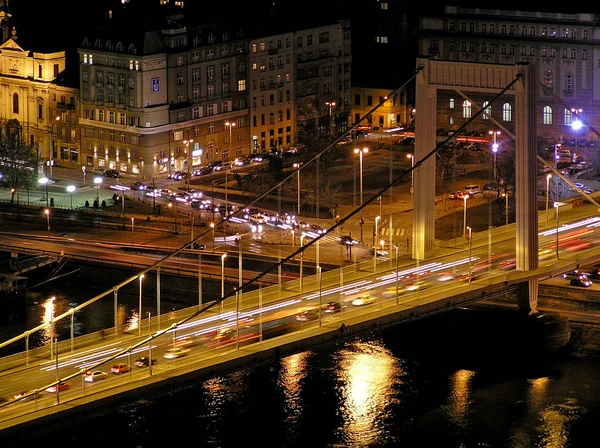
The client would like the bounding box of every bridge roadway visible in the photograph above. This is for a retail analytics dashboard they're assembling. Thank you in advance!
[2,202,600,434]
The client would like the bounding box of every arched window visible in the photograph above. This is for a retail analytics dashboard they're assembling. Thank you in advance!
[482,101,491,120]
[543,106,553,125]
[564,108,573,125]
[502,103,512,122]
[12,93,18,114]
[462,100,471,118]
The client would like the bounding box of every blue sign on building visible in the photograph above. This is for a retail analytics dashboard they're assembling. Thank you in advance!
[152,78,160,93]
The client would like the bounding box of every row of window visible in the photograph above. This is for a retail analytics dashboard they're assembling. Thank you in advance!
[252,110,292,127]
[444,41,588,59]
[449,21,589,40]
[82,53,140,69]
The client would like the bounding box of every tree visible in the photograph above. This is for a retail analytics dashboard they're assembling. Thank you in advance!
[0,119,37,198]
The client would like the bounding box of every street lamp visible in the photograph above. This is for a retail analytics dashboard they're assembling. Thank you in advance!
[502,193,509,226]
[299,234,305,292]
[48,116,60,179]
[545,174,552,225]
[407,153,415,204]
[571,108,583,149]
[66,185,76,209]
[44,208,50,231]
[374,215,380,246]
[489,131,500,181]
[463,194,470,240]
[138,274,144,336]
[221,254,227,313]
[93,176,103,204]
[39,177,49,207]
[354,147,368,242]
[184,139,194,192]
[210,222,215,252]
[325,101,336,130]
[555,202,560,259]
[224,121,236,219]
[293,162,302,216]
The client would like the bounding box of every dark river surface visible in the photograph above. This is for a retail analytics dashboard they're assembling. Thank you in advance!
[1,258,600,447]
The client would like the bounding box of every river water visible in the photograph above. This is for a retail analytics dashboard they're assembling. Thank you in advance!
[2,258,600,446]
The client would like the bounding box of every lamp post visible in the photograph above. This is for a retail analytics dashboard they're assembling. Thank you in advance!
[545,174,552,225]
[354,147,368,243]
[94,176,103,204]
[39,177,49,207]
[325,101,336,131]
[502,193,509,226]
[463,194,469,240]
[48,116,60,179]
[49,296,56,360]
[571,108,583,150]
[555,202,560,259]
[467,226,473,284]
[131,217,135,246]
[407,153,415,204]
[210,222,215,252]
[299,234,305,292]
[66,185,76,209]
[293,162,302,216]
[138,274,144,336]
[168,202,177,233]
[221,254,227,313]
[374,215,380,246]
[184,139,193,192]
[44,208,50,231]
[489,131,500,181]
[224,121,236,220]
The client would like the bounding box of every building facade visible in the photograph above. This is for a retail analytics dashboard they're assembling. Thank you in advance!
[418,6,600,147]
[0,24,79,177]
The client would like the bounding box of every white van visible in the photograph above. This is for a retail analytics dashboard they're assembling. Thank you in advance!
[464,184,482,195]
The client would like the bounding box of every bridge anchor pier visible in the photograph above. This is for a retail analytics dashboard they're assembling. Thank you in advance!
[516,279,539,315]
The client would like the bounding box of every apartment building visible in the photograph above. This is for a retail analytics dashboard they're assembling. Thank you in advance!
[248,31,295,153]
[294,20,352,143]
[78,14,249,181]
[418,6,600,145]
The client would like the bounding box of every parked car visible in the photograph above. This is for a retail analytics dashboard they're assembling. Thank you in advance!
[82,370,108,382]
[110,363,131,374]
[92,168,105,176]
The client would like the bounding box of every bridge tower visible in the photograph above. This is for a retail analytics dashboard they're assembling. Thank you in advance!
[413,59,539,313]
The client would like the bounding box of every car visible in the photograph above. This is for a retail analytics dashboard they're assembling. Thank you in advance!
[464,184,481,195]
[83,370,108,382]
[295,302,343,321]
[104,169,121,178]
[336,135,353,146]
[110,363,131,374]
[350,294,376,306]
[338,235,358,245]
[570,276,592,287]
[134,357,157,367]
[563,270,583,280]
[130,181,147,191]
[381,287,400,298]
[164,347,191,359]
[448,191,466,200]
[14,389,39,401]
[92,168,106,176]
[45,382,70,393]
[322,301,342,313]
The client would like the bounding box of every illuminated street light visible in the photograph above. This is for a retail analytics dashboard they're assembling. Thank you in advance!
[224,121,236,219]
[39,177,49,207]
[44,208,50,231]
[66,185,76,209]
[293,162,302,216]
[545,174,552,225]
[138,274,145,336]
[489,131,501,181]
[571,108,583,149]
[463,194,470,240]
[210,222,215,252]
[555,202,560,259]
[407,153,415,204]
[299,234,306,292]
[354,147,369,242]
[374,215,380,246]
[93,176,103,204]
